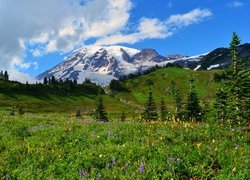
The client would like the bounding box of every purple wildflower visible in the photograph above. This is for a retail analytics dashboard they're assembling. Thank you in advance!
[112,157,116,165]
[108,131,114,137]
[79,169,89,178]
[139,162,146,174]
[106,163,110,168]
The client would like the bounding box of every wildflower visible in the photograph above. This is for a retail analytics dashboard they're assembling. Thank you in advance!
[99,154,103,158]
[108,131,114,137]
[112,157,116,165]
[106,163,110,168]
[197,143,202,150]
[125,162,129,167]
[139,162,146,174]
[79,170,88,178]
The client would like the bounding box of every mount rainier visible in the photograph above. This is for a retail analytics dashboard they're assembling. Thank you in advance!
[36,46,194,85]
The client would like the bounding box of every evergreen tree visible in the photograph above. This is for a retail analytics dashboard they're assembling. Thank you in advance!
[0,70,3,80]
[120,111,126,122]
[186,78,202,121]
[142,89,158,121]
[94,95,109,122]
[76,109,81,118]
[51,75,56,84]
[43,77,48,85]
[170,81,182,120]
[225,32,250,125]
[10,106,15,116]
[3,71,9,81]
[73,78,78,85]
[160,98,168,121]
[214,82,228,123]
[18,106,25,116]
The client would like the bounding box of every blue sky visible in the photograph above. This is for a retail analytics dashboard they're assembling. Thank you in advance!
[0,0,249,81]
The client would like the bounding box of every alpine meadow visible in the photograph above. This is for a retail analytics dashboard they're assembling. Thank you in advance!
[0,1,249,179]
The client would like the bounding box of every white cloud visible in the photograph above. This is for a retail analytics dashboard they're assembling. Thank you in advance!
[227,1,244,8]
[95,8,212,46]
[0,0,132,71]
[9,70,37,84]
[0,0,212,82]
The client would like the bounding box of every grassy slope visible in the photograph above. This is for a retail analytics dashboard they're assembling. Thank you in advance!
[111,67,220,111]
[0,67,219,114]
[0,80,129,114]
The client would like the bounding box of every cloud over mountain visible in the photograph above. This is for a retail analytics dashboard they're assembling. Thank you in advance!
[0,0,212,81]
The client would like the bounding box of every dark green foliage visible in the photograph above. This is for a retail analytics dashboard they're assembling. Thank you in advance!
[120,111,126,122]
[109,79,127,92]
[94,95,108,122]
[3,71,9,81]
[0,70,9,81]
[76,110,81,118]
[18,106,25,116]
[160,98,168,121]
[214,82,228,122]
[222,32,250,125]
[43,77,48,84]
[10,106,15,116]
[142,90,158,121]
[186,78,202,121]
[0,70,3,80]
[170,81,183,120]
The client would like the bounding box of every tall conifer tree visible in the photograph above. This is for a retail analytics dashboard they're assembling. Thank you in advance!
[186,78,202,121]
[94,95,109,122]
[142,89,158,121]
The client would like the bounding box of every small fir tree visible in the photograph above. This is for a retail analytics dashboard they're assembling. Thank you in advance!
[10,106,15,116]
[76,109,81,118]
[94,95,109,122]
[0,70,3,80]
[160,98,168,121]
[3,71,9,81]
[170,81,182,120]
[214,82,228,123]
[142,89,158,121]
[18,106,25,116]
[43,77,48,85]
[120,111,126,122]
[186,78,202,121]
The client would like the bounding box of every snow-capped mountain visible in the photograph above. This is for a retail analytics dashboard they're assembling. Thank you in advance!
[36,46,174,85]
[171,53,209,68]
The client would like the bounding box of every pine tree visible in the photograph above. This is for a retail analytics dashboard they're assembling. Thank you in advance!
[186,78,202,121]
[160,98,168,121]
[18,106,25,116]
[73,78,78,85]
[94,95,109,122]
[76,109,81,118]
[43,77,48,85]
[3,71,9,81]
[0,70,3,80]
[214,82,228,123]
[120,111,126,122]
[51,75,56,84]
[142,89,158,121]
[170,81,182,120]
[225,32,250,125]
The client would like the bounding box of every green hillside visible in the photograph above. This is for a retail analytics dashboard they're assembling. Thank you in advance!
[0,80,129,114]
[0,67,220,115]
[109,67,220,111]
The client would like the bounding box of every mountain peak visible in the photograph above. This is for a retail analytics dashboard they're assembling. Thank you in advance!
[36,46,171,85]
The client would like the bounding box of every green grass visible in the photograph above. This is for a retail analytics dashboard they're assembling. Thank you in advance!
[0,114,249,179]
[111,67,220,111]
